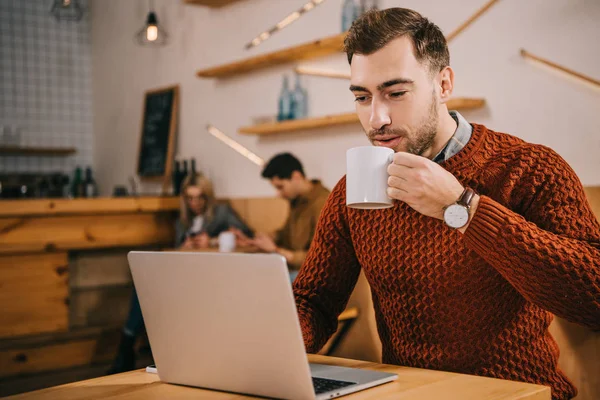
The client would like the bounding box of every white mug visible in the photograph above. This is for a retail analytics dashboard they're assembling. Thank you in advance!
[218,231,236,252]
[346,146,394,209]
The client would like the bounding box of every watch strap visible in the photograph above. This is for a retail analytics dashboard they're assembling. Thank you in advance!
[457,187,475,208]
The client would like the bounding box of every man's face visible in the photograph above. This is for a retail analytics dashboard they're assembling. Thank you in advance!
[350,36,441,157]
[270,176,296,200]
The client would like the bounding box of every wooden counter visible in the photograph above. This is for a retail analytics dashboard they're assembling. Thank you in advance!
[0,197,179,217]
[0,197,179,339]
[4,354,551,400]
[0,197,178,254]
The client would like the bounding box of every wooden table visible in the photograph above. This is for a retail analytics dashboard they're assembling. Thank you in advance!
[6,354,550,399]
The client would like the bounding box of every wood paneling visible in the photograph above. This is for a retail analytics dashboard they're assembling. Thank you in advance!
[238,98,486,135]
[196,33,346,78]
[0,197,179,218]
[584,187,600,222]
[227,197,289,235]
[70,250,132,289]
[326,272,382,362]
[549,318,599,400]
[0,214,174,254]
[0,340,97,378]
[0,253,69,338]
[70,286,133,329]
[0,327,120,378]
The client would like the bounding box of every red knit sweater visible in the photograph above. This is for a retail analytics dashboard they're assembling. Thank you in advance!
[293,124,600,400]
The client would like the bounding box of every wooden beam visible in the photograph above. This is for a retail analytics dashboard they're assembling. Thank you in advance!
[520,49,600,88]
[446,0,501,42]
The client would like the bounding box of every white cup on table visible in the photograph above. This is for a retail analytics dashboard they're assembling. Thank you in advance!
[218,231,236,252]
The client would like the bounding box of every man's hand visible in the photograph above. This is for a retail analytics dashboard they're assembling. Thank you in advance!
[387,152,465,220]
[250,232,278,253]
[231,228,253,247]
[180,237,194,250]
[192,233,210,248]
[180,233,210,249]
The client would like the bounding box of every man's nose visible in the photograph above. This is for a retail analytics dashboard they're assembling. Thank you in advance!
[370,98,391,131]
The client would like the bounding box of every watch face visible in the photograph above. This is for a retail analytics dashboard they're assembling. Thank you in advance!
[444,204,469,229]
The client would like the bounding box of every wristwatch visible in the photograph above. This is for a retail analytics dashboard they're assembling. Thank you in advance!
[443,187,476,229]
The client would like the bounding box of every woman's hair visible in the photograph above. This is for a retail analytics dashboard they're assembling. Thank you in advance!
[179,173,216,230]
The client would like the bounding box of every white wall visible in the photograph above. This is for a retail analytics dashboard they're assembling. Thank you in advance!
[91,0,600,198]
[1,0,93,174]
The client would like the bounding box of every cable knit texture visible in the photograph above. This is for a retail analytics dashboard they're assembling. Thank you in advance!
[293,123,600,400]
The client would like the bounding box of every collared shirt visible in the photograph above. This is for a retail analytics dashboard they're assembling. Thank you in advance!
[432,111,473,164]
[275,180,330,270]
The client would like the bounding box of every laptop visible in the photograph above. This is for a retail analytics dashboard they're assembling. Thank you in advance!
[128,251,397,400]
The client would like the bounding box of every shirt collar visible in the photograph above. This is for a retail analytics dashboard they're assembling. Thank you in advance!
[432,110,473,164]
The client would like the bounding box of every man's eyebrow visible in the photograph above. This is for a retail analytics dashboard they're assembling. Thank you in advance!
[349,85,368,92]
[350,79,415,93]
[377,78,414,91]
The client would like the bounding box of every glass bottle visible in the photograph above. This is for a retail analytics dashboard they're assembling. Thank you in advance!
[277,75,293,121]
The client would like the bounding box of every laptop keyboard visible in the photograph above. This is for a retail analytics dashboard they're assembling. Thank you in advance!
[312,377,356,394]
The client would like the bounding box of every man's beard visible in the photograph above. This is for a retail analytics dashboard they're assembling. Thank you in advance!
[368,92,439,156]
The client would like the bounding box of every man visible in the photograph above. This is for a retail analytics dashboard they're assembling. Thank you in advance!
[293,8,600,400]
[235,153,330,279]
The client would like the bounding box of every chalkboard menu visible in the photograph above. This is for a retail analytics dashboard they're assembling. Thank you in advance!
[137,85,179,180]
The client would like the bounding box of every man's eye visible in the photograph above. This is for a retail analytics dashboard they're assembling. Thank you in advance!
[354,96,369,103]
[390,92,407,98]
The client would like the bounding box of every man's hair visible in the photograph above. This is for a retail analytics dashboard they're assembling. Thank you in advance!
[344,8,450,75]
[261,153,305,180]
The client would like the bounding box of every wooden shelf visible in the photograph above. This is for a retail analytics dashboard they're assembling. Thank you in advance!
[0,146,76,156]
[239,98,486,136]
[184,0,243,8]
[196,33,346,78]
[240,113,357,135]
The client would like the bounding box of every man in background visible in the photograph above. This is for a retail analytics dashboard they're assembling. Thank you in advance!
[234,153,329,280]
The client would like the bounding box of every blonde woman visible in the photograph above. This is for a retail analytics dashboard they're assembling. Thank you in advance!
[108,173,252,374]
[176,173,252,249]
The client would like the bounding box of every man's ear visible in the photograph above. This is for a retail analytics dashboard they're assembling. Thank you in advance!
[291,170,304,181]
[438,66,454,104]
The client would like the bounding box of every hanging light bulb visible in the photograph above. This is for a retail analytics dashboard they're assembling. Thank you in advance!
[146,23,158,42]
[50,0,84,22]
[136,1,168,46]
